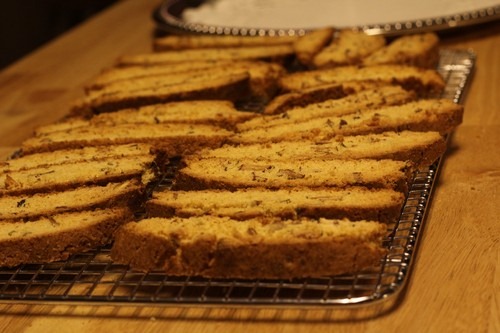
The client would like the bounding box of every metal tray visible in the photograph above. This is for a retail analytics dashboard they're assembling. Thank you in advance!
[0,49,475,309]
[153,0,500,36]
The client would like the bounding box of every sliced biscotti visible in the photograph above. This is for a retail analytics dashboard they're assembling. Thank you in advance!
[362,33,440,68]
[86,60,237,90]
[0,207,132,267]
[312,30,386,68]
[111,216,387,278]
[2,143,153,171]
[293,27,335,66]
[197,131,446,168]
[175,157,413,193]
[147,187,404,223]
[0,180,143,222]
[82,72,251,113]
[279,64,445,97]
[231,99,463,144]
[22,123,232,156]
[35,101,255,135]
[263,81,387,115]
[153,34,299,51]
[0,154,157,197]
[238,85,416,131]
[87,61,286,103]
[117,45,295,66]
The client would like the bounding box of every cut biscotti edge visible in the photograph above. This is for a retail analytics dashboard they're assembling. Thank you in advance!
[84,72,251,113]
[312,29,386,68]
[153,34,299,51]
[21,123,232,156]
[0,179,144,222]
[197,131,446,168]
[293,27,335,66]
[239,85,416,131]
[2,143,154,170]
[279,64,445,97]
[0,207,132,267]
[263,81,391,115]
[110,216,388,279]
[147,187,405,223]
[174,157,413,194]
[231,99,463,144]
[117,45,295,66]
[362,32,440,68]
[0,154,157,197]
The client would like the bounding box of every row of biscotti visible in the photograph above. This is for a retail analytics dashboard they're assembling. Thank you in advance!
[74,30,443,115]
[0,143,160,267]
[152,29,440,69]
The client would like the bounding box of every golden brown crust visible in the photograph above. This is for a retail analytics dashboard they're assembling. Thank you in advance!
[293,27,335,66]
[146,187,405,223]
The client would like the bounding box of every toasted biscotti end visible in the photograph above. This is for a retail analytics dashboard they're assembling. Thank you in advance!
[263,81,387,115]
[0,207,133,268]
[0,180,144,223]
[2,143,154,171]
[362,32,440,68]
[196,131,446,168]
[146,187,405,223]
[312,30,386,68]
[111,216,387,278]
[117,45,295,67]
[83,100,256,130]
[175,157,413,194]
[293,27,335,66]
[153,34,299,51]
[279,64,445,97]
[0,154,158,197]
[84,72,251,114]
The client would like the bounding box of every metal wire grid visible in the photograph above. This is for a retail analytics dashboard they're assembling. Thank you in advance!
[0,49,475,306]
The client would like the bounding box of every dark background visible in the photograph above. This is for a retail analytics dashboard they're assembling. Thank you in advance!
[0,0,117,69]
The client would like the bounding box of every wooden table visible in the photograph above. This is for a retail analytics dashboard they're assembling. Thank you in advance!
[0,1,498,332]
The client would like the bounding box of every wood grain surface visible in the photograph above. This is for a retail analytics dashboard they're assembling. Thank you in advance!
[0,1,498,332]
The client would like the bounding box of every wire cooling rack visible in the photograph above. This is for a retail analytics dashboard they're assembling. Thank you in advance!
[0,49,475,306]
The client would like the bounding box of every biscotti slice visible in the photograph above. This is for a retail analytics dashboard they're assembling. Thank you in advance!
[231,99,463,144]
[22,123,232,156]
[263,81,386,115]
[293,27,335,66]
[0,154,157,196]
[34,118,90,136]
[84,72,250,113]
[110,216,387,279]
[279,64,445,97]
[147,187,404,223]
[312,30,386,68]
[153,34,299,51]
[0,180,143,222]
[2,143,153,171]
[118,45,295,66]
[175,157,413,193]
[198,131,446,168]
[87,61,285,103]
[35,101,254,134]
[87,60,236,90]
[362,33,440,68]
[0,207,132,268]
[238,85,416,131]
